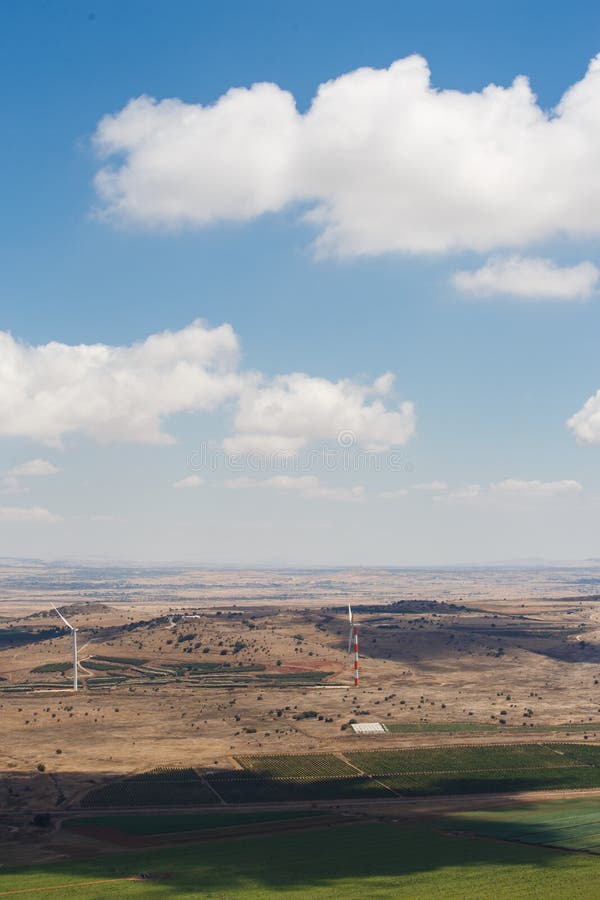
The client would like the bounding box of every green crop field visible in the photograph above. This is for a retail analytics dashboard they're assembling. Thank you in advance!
[256,671,334,684]
[128,767,200,781]
[31,661,72,673]
[94,656,149,665]
[381,766,600,796]
[224,743,600,802]
[83,661,127,672]
[174,662,265,674]
[0,681,64,692]
[385,722,502,733]
[64,810,326,835]
[81,744,600,808]
[3,821,600,898]
[81,767,219,808]
[553,744,600,764]
[206,773,391,803]
[385,722,600,734]
[346,743,581,775]
[234,753,355,779]
[445,797,600,854]
[86,676,131,688]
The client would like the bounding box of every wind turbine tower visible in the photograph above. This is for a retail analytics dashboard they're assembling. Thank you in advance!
[348,604,359,687]
[51,603,78,691]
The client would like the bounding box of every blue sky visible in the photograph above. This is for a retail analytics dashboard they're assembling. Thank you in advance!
[1,1,600,564]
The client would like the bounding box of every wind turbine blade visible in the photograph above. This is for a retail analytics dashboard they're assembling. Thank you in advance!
[347,626,353,654]
[51,603,73,630]
[348,603,353,623]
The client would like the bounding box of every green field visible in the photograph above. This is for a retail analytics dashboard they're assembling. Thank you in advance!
[81,768,219,808]
[94,656,149,665]
[346,743,578,774]
[346,743,600,796]
[231,743,600,800]
[235,753,355,779]
[173,662,264,675]
[86,676,130,688]
[81,744,600,807]
[386,722,600,734]
[0,681,65,692]
[446,797,600,853]
[64,810,326,835]
[207,774,390,803]
[3,820,600,898]
[256,671,334,684]
[31,661,72,673]
[382,766,600,796]
[83,661,127,672]
[386,722,502,733]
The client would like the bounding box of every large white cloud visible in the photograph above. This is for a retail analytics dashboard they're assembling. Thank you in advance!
[224,372,414,455]
[0,320,242,445]
[453,256,600,300]
[94,54,600,257]
[0,321,414,451]
[568,392,600,445]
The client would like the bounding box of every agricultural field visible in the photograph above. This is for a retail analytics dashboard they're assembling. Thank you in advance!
[78,743,600,808]
[234,753,355,779]
[206,773,390,803]
[346,743,587,774]
[382,766,600,795]
[445,797,600,854]
[384,722,600,734]
[385,721,503,733]
[82,768,219,808]
[64,810,327,836]
[3,821,600,898]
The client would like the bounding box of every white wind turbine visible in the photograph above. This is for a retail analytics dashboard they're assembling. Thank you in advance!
[51,603,78,691]
[347,604,359,687]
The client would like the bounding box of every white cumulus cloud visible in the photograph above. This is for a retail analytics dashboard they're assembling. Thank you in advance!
[453,256,600,300]
[0,321,414,454]
[413,480,448,491]
[0,320,242,446]
[224,372,414,455]
[568,392,600,445]
[94,54,600,257]
[0,505,61,524]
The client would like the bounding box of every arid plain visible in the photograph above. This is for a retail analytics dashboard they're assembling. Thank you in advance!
[3,560,600,866]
